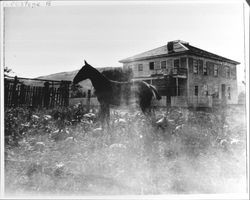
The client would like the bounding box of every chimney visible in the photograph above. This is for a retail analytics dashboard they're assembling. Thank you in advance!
[167,41,174,53]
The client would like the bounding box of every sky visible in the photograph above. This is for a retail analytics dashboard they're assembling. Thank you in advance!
[2,1,248,90]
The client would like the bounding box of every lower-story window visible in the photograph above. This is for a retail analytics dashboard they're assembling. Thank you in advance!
[228,87,231,100]
[213,85,219,98]
[195,86,198,96]
[203,84,208,96]
[149,62,154,70]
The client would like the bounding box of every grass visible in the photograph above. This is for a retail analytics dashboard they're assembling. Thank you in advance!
[4,104,247,196]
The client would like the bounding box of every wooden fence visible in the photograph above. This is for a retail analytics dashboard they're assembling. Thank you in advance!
[4,76,71,108]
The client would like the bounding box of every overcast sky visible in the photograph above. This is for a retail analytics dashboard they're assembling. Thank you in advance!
[3,0,247,89]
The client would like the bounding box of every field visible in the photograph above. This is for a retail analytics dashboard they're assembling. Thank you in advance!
[4,104,247,196]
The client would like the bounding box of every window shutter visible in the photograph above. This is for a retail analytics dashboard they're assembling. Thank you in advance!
[217,65,220,76]
[188,58,193,73]
[206,62,210,75]
[221,65,225,77]
[198,60,203,74]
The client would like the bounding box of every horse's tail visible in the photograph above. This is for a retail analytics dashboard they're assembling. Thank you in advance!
[149,84,161,100]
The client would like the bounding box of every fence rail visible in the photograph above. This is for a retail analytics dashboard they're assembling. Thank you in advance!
[4,76,71,108]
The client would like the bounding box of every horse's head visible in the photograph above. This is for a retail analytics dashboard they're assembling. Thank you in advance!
[73,60,92,84]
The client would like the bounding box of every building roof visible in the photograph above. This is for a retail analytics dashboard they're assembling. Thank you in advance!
[119,40,240,65]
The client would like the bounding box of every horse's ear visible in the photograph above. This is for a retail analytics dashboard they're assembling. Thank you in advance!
[84,60,88,65]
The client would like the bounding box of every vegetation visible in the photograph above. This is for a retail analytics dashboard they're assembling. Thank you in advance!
[4,105,247,196]
[102,67,133,82]
[4,66,13,76]
[70,84,86,98]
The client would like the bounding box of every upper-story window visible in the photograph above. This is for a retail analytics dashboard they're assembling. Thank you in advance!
[180,57,187,68]
[231,66,236,79]
[214,65,218,77]
[149,62,154,70]
[198,60,203,74]
[167,59,173,68]
[203,62,208,75]
[161,61,166,69]
[174,59,180,68]
[193,59,198,74]
[138,64,143,71]
[225,66,230,78]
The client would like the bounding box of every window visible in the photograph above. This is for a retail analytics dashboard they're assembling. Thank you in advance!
[213,85,219,98]
[195,86,198,96]
[231,66,236,79]
[203,85,208,96]
[167,59,173,68]
[138,64,143,71]
[180,57,187,68]
[174,59,180,68]
[214,65,218,76]
[149,62,154,70]
[198,60,203,74]
[161,61,166,69]
[203,63,208,75]
[228,87,231,100]
[226,66,230,78]
[193,59,198,74]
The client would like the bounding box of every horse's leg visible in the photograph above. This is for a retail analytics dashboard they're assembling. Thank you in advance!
[106,104,110,132]
[99,103,111,131]
[140,96,156,123]
[99,103,106,129]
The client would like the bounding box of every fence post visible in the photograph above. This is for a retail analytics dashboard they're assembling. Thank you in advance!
[4,79,10,107]
[20,84,25,105]
[11,76,18,107]
[44,82,50,108]
[65,82,70,106]
[87,89,91,111]
[59,81,70,106]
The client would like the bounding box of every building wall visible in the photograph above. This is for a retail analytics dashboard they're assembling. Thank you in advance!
[122,54,238,104]
[187,56,238,104]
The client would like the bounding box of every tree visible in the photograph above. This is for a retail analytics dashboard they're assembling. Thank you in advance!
[102,67,133,81]
[4,66,12,76]
[70,84,86,98]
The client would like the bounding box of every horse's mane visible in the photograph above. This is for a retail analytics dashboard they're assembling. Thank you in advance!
[88,65,111,83]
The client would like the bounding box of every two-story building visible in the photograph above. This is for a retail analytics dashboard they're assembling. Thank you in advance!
[119,40,240,107]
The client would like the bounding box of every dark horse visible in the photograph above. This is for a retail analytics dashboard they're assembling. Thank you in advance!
[73,61,161,126]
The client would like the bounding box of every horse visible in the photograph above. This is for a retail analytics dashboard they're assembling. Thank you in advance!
[73,60,161,127]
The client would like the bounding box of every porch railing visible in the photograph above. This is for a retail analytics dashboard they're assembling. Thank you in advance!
[171,96,212,107]
[171,68,187,77]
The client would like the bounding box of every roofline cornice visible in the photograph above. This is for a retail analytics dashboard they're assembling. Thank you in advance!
[119,51,240,65]
[119,51,187,63]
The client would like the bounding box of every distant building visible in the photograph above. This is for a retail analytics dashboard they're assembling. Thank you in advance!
[119,40,240,107]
